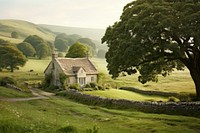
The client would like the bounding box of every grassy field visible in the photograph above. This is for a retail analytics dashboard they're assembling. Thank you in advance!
[0,19,55,43]
[0,86,33,98]
[92,58,195,94]
[0,57,196,102]
[0,90,200,132]
[84,89,171,102]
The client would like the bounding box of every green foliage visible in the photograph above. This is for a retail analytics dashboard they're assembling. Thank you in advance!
[24,35,52,59]
[0,39,10,45]
[36,42,50,59]
[97,49,106,58]
[66,42,88,58]
[54,38,68,52]
[59,73,68,88]
[0,45,27,72]
[77,38,96,54]
[0,77,16,86]
[11,31,19,38]
[69,83,81,91]
[57,125,78,133]
[58,52,64,57]
[167,96,177,102]
[17,42,36,57]
[55,33,81,46]
[42,73,52,89]
[85,125,99,133]
[102,0,200,99]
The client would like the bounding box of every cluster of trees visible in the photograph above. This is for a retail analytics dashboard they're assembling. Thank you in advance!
[54,33,98,57]
[102,0,200,100]
[18,35,53,59]
[0,29,105,72]
[0,39,27,72]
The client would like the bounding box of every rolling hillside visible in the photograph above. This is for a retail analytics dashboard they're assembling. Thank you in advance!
[0,19,56,43]
[0,19,107,50]
[39,24,108,50]
[39,24,105,41]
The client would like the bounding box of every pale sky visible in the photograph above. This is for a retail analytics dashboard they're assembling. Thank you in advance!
[0,0,133,29]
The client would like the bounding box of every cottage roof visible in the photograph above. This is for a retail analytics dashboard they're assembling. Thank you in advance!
[56,58,98,75]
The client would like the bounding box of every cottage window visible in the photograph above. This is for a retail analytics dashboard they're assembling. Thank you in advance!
[91,77,94,82]
[79,77,86,86]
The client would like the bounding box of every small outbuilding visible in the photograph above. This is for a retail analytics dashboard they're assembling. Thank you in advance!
[44,51,99,87]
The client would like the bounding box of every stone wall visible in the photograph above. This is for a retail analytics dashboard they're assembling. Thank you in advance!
[6,83,23,91]
[58,89,200,117]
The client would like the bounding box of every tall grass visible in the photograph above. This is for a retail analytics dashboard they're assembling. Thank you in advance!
[91,58,195,94]
[0,97,200,132]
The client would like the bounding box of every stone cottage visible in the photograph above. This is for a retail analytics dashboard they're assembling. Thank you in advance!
[44,51,99,87]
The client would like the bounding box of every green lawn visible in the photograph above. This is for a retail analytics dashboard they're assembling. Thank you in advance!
[84,89,171,102]
[92,58,195,94]
[0,86,32,98]
[0,96,200,133]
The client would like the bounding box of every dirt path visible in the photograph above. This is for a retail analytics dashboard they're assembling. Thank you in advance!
[0,88,55,102]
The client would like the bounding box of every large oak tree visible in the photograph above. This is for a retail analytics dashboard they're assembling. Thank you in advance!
[102,0,200,100]
[0,45,27,72]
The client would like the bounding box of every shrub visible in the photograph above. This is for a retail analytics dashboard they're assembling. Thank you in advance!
[85,125,99,133]
[168,96,177,102]
[57,125,78,133]
[42,73,52,89]
[0,77,16,86]
[85,84,91,88]
[178,93,191,102]
[69,83,81,91]
[90,83,97,88]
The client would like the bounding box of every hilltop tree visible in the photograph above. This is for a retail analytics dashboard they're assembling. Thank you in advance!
[55,33,81,46]
[11,31,19,38]
[0,45,27,72]
[66,42,88,58]
[36,43,50,59]
[24,35,53,59]
[77,38,96,50]
[23,35,45,50]
[54,38,68,52]
[102,0,200,100]
[17,42,36,57]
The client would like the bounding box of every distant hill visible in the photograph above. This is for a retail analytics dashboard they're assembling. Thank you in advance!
[0,19,108,50]
[39,24,105,42]
[0,19,56,43]
[39,24,108,50]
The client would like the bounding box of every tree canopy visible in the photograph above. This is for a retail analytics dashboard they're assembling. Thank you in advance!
[54,38,68,52]
[102,0,200,100]
[66,42,88,58]
[0,45,27,72]
[11,31,19,38]
[23,35,53,59]
[17,42,36,57]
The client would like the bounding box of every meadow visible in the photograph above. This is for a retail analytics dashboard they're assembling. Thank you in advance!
[91,58,195,94]
[0,58,199,132]
[0,87,200,133]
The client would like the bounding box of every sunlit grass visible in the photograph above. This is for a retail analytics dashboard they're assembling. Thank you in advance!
[0,86,32,98]
[92,58,195,94]
[0,97,200,132]
[84,89,169,102]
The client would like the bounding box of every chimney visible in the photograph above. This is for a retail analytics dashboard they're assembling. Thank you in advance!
[52,49,58,60]
[86,51,89,60]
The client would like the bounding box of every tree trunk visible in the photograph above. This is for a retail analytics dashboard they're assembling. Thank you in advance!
[190,69,200,100]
